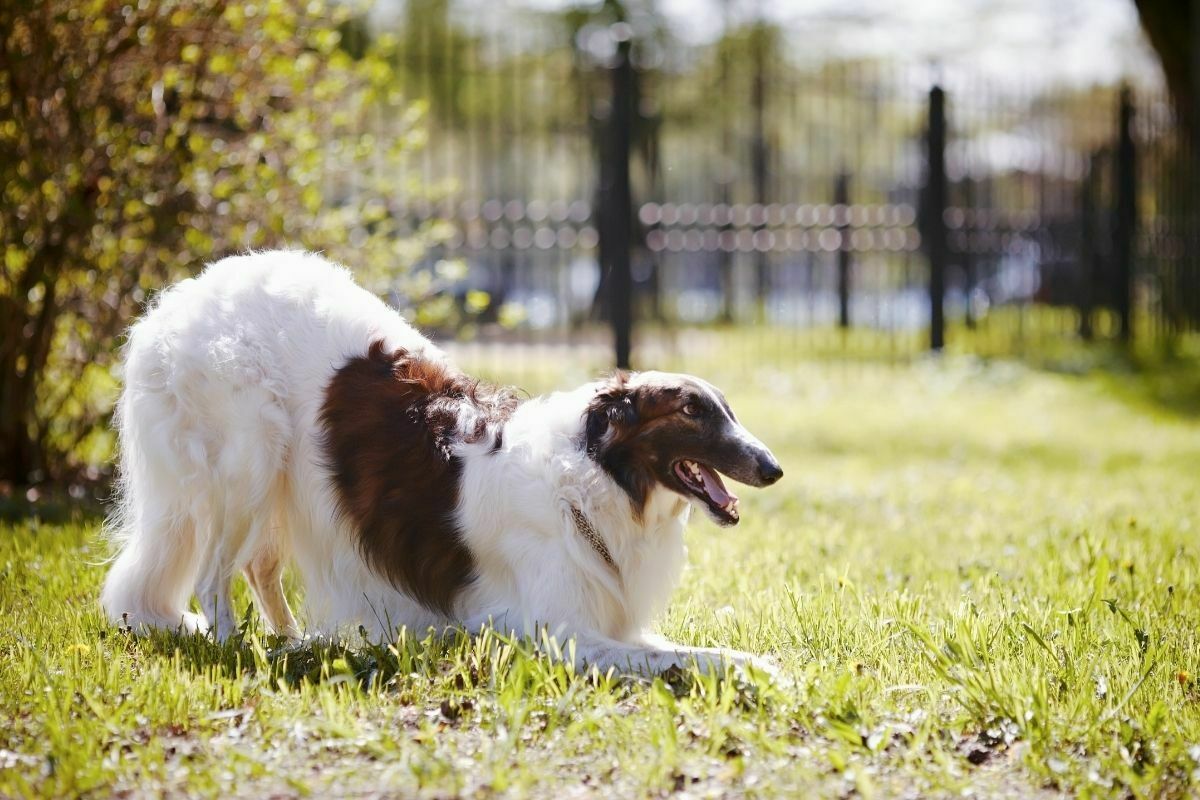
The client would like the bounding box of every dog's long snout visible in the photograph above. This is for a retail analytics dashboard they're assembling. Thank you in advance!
[721,420,783,487]
[756,453,783,486]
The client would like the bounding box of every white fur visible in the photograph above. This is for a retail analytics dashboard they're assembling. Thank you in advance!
[101,251,773,676]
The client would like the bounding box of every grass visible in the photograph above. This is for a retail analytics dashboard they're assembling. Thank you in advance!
[3,353,1200,798]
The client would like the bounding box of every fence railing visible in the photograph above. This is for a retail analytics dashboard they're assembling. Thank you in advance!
[349,10,1197,377]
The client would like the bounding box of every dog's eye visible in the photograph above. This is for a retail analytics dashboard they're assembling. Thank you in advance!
[682,402,701,417]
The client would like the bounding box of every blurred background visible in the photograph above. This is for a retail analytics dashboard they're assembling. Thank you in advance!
[1,0,1197,491]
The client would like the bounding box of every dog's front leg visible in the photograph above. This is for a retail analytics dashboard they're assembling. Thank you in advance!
[457,614,780,678]
[458,617,688,676]
[567,630,779,678]
[637,632,781,678]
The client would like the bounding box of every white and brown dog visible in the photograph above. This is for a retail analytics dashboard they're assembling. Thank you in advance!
[101,251,783,675]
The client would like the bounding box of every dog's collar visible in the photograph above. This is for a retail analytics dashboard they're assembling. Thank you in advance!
[569,506,618,574]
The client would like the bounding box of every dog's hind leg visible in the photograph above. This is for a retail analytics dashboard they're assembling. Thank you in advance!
[194,392,293,642]
[244,544,300,639]
[101,511,207,635]
[101,394,208,635]
[195,498,279,642]
[193,500,239,642]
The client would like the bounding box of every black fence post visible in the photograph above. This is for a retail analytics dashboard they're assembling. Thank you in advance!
[1078,149,1101,341]
[926,85,948,352]
[1114,85,1137,344]
[961,176,975,329]
[719,181,734,323]
[751,31,770,310]
[605,39,635,370]
[1191,3,1200,339]
[835,172,851,329]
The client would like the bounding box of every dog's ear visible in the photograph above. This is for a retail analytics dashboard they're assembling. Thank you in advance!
[585,372,636,455]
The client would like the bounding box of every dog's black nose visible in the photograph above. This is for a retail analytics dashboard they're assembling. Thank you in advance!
[757,456,783,485]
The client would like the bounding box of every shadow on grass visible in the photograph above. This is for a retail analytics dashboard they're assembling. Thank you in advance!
[1097,360,1200,420]
[0,484,109,524]
[1018,344,1200,420]
[122,619,763,706]
[126,620,471,692]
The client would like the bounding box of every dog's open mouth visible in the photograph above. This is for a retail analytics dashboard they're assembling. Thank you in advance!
[673,459,740,524]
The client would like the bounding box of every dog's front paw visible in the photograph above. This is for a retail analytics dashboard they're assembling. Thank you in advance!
[720,649,783,681]
[668,647,784,682]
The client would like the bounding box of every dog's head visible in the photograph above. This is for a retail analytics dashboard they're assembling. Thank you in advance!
[583,371,782,526]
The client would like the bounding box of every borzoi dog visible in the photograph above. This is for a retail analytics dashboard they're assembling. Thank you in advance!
[100,251,783,675]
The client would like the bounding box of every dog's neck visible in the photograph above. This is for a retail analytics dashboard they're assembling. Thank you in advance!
[569,505,619,574]
[463,384,691,639]
[575,479,690,639]
[543,387,693,634]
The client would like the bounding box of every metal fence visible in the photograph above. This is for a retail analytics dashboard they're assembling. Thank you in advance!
[343,6,1198,381]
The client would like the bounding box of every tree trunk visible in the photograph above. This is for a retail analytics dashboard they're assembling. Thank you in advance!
[0,315,36,484]
[1134,0,1195,132]
[0,261,59,485]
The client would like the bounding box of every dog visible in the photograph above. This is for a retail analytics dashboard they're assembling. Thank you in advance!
[100,250,783,675]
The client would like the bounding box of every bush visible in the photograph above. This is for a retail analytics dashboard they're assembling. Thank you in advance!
[0,0,425,484]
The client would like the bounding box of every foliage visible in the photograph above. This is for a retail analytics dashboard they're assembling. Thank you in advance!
[2,359,1200,797]
[0,0,429,484]
[1133,0,1195,133]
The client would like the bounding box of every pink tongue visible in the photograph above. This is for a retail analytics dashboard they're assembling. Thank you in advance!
[697,464,737,506]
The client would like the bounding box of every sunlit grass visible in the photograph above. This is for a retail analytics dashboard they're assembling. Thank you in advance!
[2,356,1199,798]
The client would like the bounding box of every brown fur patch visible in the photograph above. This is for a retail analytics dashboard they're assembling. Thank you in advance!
[320,340,520,614]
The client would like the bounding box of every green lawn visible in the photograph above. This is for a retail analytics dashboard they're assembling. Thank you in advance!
[3,356,1199,798]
